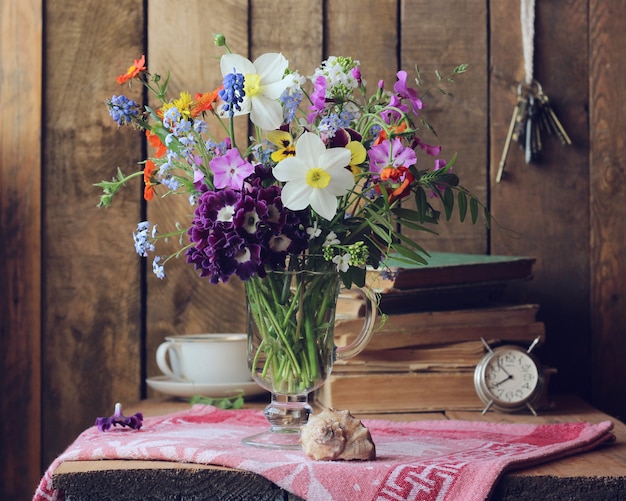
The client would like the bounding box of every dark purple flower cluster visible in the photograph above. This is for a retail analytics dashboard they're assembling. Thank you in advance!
[95,403,143,432]
[186,171,310,283]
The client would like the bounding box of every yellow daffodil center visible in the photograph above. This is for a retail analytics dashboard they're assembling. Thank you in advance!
[306,168,331,189]
[244,73,262,97]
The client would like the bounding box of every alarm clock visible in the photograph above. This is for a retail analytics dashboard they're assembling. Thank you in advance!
[474,337,544,415]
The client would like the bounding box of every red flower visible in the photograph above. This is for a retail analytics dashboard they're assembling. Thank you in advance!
[116,55,147,84]
[143,160,156,201]
[191,86,224,117]
[146,130,166,158]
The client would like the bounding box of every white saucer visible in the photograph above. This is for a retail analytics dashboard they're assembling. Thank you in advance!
[146,376,268,399]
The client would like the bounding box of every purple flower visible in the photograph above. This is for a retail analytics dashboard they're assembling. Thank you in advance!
[413,136,442,157]
[308,75,327,122]
[96,403,143,432]
[368,138,417,174]
[186,180,309,283]
[394,70,423,114]
[209,148,255,190]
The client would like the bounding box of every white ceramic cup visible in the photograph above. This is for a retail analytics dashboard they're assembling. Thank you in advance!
[156,333,251,384]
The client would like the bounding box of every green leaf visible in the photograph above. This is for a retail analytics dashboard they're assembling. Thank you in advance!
[369,223,393,244]
[391,242,429,264]
[470,196,479,224]
[189,393,244,409]
[392,207,424,222]
[396,218,439,234]
[458,191,468,222]
[443,187,454,220]
[414,188,428,223]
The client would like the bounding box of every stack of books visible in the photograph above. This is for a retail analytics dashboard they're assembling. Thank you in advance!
[317,253,554,413]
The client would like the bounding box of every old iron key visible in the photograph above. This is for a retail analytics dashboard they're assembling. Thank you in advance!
[496,89,527,183]
[536,88,572,146]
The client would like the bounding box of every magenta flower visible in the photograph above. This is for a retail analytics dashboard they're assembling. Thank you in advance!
[394,70,423,114]
[308,75,327,122]
[351,66,362,87]
[414,136,442,157]
[209,148,255,190]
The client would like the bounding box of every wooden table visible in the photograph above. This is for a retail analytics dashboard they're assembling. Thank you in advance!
[52,395,626,500]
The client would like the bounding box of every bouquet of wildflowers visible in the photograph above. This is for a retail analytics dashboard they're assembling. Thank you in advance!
[97,35,483,289]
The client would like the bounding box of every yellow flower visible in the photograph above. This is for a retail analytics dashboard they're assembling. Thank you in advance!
[267,130,296,162]
[346,140,367,175]
[161,91,194,121]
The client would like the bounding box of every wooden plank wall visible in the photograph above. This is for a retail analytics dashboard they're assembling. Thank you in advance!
[589,0,626,419]
[490,1,592,397]
[2,1,626,499]
[0,0,42,498]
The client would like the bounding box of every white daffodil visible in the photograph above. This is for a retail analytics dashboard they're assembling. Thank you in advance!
[220,52,292,131]
[273,132,354,221]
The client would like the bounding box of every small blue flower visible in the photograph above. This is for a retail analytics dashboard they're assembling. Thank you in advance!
[163,107,181,129]
[95,403,143,432]
[219,71,246,116]
[133,221,155,257]
[160,175,179,191]
[318,113,342,139]
[152,256,166,279]
[193,119,208,134]
[107,95,140,126]
[279,89,303,123]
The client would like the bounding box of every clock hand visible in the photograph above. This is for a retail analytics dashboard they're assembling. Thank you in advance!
[491,374,513,387]
[498,357,512,377]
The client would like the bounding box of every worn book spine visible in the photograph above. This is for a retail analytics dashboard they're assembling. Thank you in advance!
[366,253,536,292]
[315,369,555,413]
[335,305,545,351]
[331,339,516,373]
[316,371,484,413]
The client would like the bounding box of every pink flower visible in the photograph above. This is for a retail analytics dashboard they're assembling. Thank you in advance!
[209,149,255,190]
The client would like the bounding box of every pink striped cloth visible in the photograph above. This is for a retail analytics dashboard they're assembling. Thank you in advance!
[34,405,614,501]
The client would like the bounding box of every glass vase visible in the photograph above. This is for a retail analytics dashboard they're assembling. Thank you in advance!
[242,255,377,449]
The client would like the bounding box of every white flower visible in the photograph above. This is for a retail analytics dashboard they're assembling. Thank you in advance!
[220,52,293,131]
[323,231,340,247]
[332,253,351,273]
[306,221,322,240]
[273,132,353,220]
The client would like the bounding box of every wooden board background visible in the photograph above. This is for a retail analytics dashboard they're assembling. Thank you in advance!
[1,1,626,498]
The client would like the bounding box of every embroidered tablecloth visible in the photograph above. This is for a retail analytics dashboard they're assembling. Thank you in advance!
[34,405,615,501]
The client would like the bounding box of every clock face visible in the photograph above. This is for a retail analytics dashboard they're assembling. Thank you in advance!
[482,348,540,404]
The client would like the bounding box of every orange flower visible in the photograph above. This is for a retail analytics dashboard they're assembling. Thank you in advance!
[143,160,156,201]
[373,121,408,146]
[146,130,166,158]
[377,166,414,203]
[116,55,147,84]
[388,171,415,202]
[191,86,224,117]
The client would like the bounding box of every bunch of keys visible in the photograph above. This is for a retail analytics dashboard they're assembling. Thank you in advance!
[496,80,571,183]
